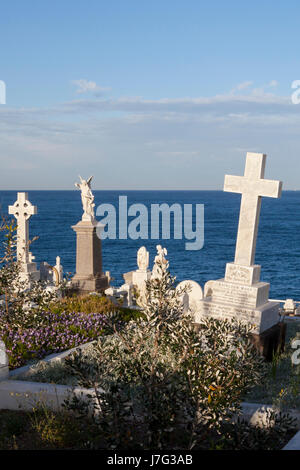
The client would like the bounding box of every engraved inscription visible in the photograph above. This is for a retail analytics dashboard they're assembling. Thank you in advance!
[226,265,251,283]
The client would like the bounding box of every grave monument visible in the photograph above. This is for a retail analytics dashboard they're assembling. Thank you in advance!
[71,176,109,293]
[8,192,40,283]
[196,152,285,359]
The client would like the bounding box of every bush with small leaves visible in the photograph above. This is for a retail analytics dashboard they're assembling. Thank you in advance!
[64,261,284,450]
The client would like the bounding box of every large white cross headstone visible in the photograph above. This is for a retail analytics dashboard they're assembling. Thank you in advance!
[8,192,37,264]
[224,152,282,266]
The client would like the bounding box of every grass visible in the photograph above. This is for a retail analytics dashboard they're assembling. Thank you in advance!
[0,408,100,450]
[245,320,300,410]
[49,293,143,322]
[0,407,296,450]
[11,359,79,385]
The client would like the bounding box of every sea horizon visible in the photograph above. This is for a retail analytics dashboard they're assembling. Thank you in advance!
[0,190,299,301]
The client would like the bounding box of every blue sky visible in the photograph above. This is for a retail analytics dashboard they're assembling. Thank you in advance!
[1,0,300,189]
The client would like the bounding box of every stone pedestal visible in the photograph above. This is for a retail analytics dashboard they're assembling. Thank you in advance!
[196,263,280,335]
[196,263,285,359]
[132,269,152,307]
[71,220,108,293]
[132,270,152,289]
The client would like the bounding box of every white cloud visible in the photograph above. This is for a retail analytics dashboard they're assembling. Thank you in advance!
[232,81,253,92]
[71,79,111,95]
[1,80,300,189]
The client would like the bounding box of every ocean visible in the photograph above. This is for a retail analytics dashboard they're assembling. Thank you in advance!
[0,190,299,300]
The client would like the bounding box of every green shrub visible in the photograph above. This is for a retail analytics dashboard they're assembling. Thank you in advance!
[64,261,282,450]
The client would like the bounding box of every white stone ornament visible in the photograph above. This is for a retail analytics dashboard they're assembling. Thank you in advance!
[8,192,40,283]
[283,299,296,315]
[152,245,168,279]
[137,246,149,272]
[224,152,282,266]
[54,256,63,284]
[132,247,151,306]
[75,175,95,221]
[8,192,37,265]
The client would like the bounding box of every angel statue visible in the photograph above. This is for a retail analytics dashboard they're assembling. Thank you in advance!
[75,175,95,221]
[152,245,168,279]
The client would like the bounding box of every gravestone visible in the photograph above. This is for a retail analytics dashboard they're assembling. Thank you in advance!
[8,192,40,283]
[40,256,64,285]
[0,340,9,381]
[54,256,63,284]
[132,247,151,289]
[71,176,108,293]
[176,280,203,314]
[196,152,285,359]
[132,246,151,306]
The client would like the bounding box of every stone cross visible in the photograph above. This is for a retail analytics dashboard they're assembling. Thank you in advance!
[224,152,282,266]
[8,192,37,264]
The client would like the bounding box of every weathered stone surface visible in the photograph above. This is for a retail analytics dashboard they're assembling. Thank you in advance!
[204,279,269,309]
[225,263,261,285]
[176,280,203,314]
[132,270,151,289]
[123,271,134,284]
[196,296,280,334]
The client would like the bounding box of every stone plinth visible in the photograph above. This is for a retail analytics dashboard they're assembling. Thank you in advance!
[71,220,108,293]
[197,262,280,335]
[132,270,152,289]
[19,260,40,283]
[132,270,151,307]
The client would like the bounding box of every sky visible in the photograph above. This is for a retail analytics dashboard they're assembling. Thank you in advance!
[1,0,300,189]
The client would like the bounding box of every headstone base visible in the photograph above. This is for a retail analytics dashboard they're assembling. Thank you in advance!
[197,277,280,334]
[132,270,151,307]
[195,298,280,334]
[19,262,40,284]
[71,274,109,293]
[132,270,151,288]
[251,322,286,361]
